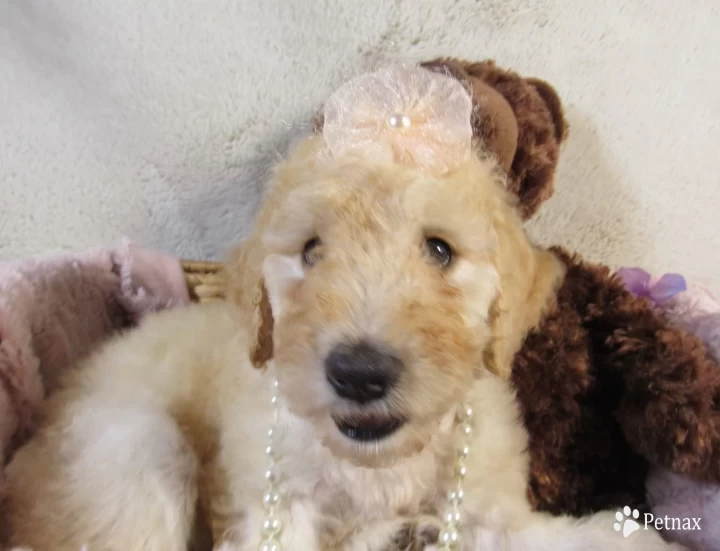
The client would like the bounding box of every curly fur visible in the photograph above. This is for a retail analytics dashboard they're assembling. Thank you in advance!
[514,247,720,517]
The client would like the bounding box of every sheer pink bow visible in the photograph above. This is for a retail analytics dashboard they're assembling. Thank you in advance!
[323,66,473,176]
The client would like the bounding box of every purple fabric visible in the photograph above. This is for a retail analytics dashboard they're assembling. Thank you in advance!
[617,267,687,307]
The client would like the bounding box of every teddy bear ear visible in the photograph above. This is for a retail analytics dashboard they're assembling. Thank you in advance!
[420,59,568,220]
[502,73,569,220]
[526,78,568,145]
[419,58,518,174]
[466,62,568,220]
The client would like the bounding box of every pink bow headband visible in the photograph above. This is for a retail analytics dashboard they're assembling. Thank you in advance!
[322,66,473,176]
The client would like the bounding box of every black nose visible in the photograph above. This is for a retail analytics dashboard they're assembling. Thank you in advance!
[324,341,403,403]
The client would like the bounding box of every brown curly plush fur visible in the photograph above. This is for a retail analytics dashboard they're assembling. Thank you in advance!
[421,58,568,220]
[514,247,720,516]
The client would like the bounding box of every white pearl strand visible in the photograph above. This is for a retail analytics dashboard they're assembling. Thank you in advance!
[256,376,473,551]
[258,377,283,551]
[438,402,474,551]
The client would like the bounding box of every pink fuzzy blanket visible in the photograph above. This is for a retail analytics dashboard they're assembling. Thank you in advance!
[0,240,189,464]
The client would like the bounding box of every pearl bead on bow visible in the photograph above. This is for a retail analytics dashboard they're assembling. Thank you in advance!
[387,113,412,129]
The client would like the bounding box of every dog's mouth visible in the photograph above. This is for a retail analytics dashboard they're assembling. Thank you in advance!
[334,415,405,442]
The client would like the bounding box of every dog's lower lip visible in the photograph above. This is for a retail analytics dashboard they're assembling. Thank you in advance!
[335,418,404,441]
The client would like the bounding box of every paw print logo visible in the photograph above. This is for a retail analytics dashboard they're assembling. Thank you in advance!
[614,506,641,538]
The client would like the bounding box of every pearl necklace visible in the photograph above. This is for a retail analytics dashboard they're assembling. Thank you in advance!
[258,377,283,551]
[438,402,474,550]
[257,375,474,551]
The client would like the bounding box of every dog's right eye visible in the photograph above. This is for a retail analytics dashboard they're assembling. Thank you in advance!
[302,237,322,267]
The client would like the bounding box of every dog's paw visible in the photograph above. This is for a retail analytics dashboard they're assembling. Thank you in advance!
[386,516,441,551]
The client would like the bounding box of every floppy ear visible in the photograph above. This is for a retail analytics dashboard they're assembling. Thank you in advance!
[226,235,274,369]
[482,198,565,378]
[251,284,275,368]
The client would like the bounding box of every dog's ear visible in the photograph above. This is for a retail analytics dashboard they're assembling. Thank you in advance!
[250,283,274,367]
[482,200,565,378]
[226,236,275,369]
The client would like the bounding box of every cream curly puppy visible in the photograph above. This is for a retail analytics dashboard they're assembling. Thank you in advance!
[2,134,679,551]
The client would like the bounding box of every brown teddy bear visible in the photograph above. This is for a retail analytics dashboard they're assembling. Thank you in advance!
[415,57,720,519]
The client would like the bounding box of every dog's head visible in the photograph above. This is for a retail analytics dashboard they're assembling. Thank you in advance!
[227,134,562,466]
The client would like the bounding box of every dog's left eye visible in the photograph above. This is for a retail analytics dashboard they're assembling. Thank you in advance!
[425,237,453,268]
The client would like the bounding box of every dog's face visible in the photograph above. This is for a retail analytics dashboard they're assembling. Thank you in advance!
[229,137,560,467]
